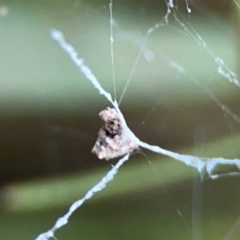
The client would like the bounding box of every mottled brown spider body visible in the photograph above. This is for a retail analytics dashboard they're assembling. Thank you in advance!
[92,107,138,160]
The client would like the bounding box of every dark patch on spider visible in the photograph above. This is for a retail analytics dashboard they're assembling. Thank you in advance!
[92,107,138,160]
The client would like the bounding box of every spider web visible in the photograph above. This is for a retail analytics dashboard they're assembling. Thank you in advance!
[35,1,240,239]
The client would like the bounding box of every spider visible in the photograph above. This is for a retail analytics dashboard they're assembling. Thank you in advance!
[92,107,138,160]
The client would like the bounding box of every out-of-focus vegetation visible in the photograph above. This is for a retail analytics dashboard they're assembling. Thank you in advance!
[0,0,240,239]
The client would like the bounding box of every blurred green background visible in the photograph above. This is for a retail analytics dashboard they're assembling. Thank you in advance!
[1,0,240,239]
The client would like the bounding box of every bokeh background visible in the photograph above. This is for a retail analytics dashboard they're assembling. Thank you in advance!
[1,0,240,239]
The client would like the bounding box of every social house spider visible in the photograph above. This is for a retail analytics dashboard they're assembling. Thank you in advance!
[92,107,138,160]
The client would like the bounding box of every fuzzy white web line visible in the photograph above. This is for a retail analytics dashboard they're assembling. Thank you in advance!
[35,154,129,240]
[169,4,240,88]
[35,29,240,240]
[50,29,240,179]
